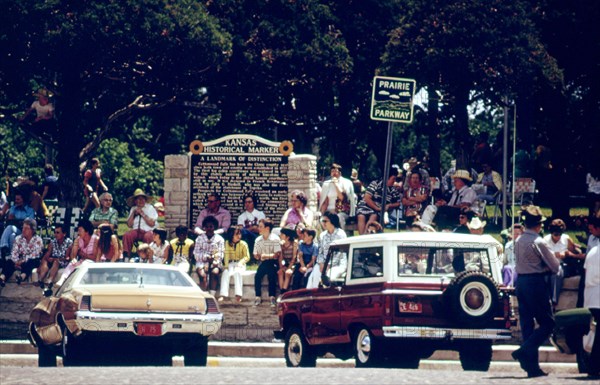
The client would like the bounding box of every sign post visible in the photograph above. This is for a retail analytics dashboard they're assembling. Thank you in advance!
[370,76,416,228]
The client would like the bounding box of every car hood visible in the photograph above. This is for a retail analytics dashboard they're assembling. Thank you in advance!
[77,285,209,314]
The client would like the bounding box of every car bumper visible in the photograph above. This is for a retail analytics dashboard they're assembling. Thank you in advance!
[70,310,223,337]
[383,326,512,340]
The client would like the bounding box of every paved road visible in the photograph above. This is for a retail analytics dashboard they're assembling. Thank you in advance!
[0,365,593,385]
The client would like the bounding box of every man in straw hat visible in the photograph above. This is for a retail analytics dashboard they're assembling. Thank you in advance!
[511,205,560,378]
[123,188,158,261]
[426,169,477,229]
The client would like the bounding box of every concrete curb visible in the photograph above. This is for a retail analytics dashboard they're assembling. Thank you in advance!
[0,340,575,364]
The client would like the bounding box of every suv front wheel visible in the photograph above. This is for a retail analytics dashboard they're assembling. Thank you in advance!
[284,327,317,367]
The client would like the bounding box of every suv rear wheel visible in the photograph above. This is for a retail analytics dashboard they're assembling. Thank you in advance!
[284,327,316,367]
[354,328,382,368]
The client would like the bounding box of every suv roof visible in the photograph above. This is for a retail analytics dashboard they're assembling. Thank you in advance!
[330,232,500,248]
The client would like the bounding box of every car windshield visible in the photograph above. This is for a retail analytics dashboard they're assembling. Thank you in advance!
[79,267,193,287]
[397,246,491,276]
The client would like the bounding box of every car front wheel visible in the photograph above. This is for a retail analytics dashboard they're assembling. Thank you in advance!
[354,328,381,368]
[284,327,317,367]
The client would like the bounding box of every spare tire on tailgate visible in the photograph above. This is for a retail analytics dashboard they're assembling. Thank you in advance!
[444,271,500,327]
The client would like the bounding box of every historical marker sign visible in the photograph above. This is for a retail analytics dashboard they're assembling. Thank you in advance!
[370,76,416,123]
[189,135,291,229]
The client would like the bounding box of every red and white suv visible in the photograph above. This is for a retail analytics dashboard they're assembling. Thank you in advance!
[275,232,515,370]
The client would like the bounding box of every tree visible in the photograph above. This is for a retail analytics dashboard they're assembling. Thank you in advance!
[0,0,231,206]
[381,0,562,173]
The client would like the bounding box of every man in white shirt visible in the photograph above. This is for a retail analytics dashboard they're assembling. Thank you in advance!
[123,189,158,261]
[237,194,265,254]
[319,163,356,228]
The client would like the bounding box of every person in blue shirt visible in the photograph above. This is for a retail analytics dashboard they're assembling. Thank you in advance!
[1,191,36,260]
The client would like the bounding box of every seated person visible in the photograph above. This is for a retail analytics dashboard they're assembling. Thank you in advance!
[430,169,477,229]
[401,171,430,228]
[219,226,250,303]
[280,190,313,230]
[278,228,298,293]
[94,224,121,262]
[168,225,195,274]
[122,189,158,261]
[291,228,318,290]
[0,191,36,259]
[89,192,119,230]
[194,192,231,235]
[37,223,73,293]
[355,164,402,234]
[253,218,281,307]
[56,220,98,286]
[0,218,43,286]
[319,163,356,229]
[193,216,224,294]
[237,193,265,255]
[476,163,502,203]
[149,228,170,264]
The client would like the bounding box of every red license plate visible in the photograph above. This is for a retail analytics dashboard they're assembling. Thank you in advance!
[136,323,163,336]
[399,301,422,313]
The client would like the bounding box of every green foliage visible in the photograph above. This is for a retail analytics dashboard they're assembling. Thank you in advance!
[96,138,164,214]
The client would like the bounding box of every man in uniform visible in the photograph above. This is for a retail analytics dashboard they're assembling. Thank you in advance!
[511,206,560,378]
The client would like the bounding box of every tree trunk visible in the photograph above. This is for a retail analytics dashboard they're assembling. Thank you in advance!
[426,87,441,179]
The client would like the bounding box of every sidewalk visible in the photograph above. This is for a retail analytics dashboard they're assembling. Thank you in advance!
[0,340,576,363]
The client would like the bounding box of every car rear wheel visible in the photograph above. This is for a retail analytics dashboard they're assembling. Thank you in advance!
[459,341,492,371]
[184,336,208,366]
[446,271,499,327]
[284,327,317,367]
[354,328,381,368]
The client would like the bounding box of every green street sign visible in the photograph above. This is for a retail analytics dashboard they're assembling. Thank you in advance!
[370,76,416,123]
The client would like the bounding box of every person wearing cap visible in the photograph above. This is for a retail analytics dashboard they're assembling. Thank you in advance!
[0,218,43,286]
[319,163,356,229]
[89,192,119,230]
[123,189,158,261]
[194,192,231,235]
[511,206,560,378]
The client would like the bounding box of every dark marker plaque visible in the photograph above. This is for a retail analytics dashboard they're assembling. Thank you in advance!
[189,135,290,228]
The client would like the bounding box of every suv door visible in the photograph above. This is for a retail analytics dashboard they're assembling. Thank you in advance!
[305,244,349,345]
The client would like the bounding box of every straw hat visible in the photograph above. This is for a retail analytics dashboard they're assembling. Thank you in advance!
[468,216,486,230]
[452,169,472,182]
[34,88,52,98]
[126,188,153,207]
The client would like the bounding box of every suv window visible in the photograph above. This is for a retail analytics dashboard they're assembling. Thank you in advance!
[351,246,384,279]
[397,246,490,276]
[324,244,350,284]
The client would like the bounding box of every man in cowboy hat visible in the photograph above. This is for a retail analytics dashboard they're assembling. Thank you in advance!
[123,188,158,261]
[511,205,560,378]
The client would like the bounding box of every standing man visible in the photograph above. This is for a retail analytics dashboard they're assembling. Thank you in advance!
[194,193,231,235]
[319,163,356,229]
[122,189,158,261]
[511,206,560,378]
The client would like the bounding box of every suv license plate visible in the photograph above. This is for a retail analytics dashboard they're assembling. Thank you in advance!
[399,301,422,313]
[137,323,163,336]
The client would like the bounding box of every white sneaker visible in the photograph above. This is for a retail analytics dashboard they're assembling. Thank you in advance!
[254,297,261,306]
